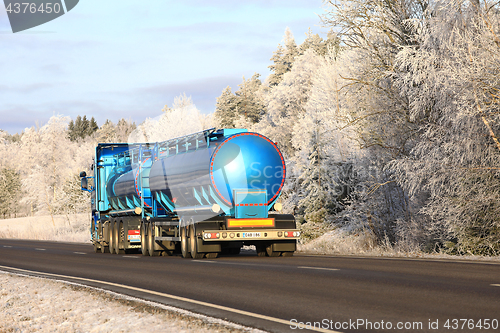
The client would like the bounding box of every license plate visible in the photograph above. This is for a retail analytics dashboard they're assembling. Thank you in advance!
[242,232,261,238]
[128,235,141,242]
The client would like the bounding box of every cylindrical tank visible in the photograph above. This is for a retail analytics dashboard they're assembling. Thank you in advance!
[149,132,286,209]
[106,132,286,212]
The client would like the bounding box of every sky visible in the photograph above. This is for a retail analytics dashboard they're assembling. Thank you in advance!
[0,0,327,134]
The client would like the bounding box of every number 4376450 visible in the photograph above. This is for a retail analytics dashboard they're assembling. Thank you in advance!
[5,3,62,14]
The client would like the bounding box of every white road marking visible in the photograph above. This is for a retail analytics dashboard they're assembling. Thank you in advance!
[35,248,46,251]
[192,260,216,263]
[491,284,500,287]
[0,264,340,333]
[298,266,340,271]
[73,252,86,255]
[123,256,139,259]
[3,246,12,248]
[301,254,500,265]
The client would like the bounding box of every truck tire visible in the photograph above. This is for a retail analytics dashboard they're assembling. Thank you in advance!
[116,221,125,254]
[101,243,109,253]
[147,222,159,257]
[189,225,204,259]
[91,220,101,253]
[109,221,116,254]
[266,244,281,257]
[206,252,218,259]
[181,226,190,258]
[256,244,266,257]
[140,221,148,256]
[101,221,110,253]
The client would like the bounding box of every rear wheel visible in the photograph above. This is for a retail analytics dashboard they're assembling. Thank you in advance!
[93,241,100,253]
[116,222,125,254]
[101,221,110,253]
[91,220,100,253]
[147,222,159,257]
[266,244,280,257]
[206,252,218,259]
[109,221,116,254]
[140,221,148,256]
[189,225,204,259]
[281,251,294,257]
[256,244,266,257]
[181,226,190,258]
[101,242,109,253]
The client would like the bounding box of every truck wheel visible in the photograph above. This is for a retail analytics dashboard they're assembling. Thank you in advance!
[206,252,218,259]
[109,221,116,254]
[147,222,159,257]
[101,221,110,253]
[266,245,281,257]
[93,241,100,253]
[181,226,190,258]
[281,251,294,257]
[116,222,125,254]
[91,220,100,253]
[101,243,109,253]
[189,225,204,259]
[256,244,266,257]
[140,222,148,256]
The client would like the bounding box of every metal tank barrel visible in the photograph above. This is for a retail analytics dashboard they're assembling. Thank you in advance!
[149,132,286,212]
[105,130,286,215]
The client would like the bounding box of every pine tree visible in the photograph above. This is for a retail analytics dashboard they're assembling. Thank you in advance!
[235,73,265,124]
[0,167,21,218]
[68,115,99,141]
[215,86,237,128]
[88,117,99,136]
[268,28,299,87]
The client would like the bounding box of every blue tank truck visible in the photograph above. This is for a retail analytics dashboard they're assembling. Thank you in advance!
[80,128,300,258]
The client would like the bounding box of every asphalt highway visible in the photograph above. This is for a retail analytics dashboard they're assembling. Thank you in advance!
[0,239,499,332]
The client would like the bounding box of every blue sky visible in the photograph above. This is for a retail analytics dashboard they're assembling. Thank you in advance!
[0,0,327,134]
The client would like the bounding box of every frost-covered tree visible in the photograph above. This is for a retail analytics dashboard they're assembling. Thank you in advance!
[234,73,266,124]
[268,28,299,87]
[0,167,22,218]
[389,0,500,254]
[19,116,77,220]
[215,86,238,128]
[130,96,211,143]
[94,118,136,143]
[258,49,323,156]
[162,92,194,113]
[215,74,266,128]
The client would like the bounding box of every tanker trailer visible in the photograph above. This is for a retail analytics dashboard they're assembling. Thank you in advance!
[80,128,300,258]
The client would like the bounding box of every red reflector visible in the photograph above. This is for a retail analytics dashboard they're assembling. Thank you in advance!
[285,232,293,237]
[128,230,140,235]
[211,233,219,239]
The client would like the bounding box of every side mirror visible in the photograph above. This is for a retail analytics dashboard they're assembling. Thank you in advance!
[80,171,87,178]
[81,178,88,190]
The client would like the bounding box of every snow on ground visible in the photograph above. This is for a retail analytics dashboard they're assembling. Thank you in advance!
[1,214,499,332]
[298,228,500,262]
[0,214,90,243]
[0,271,264,333]
[0,215,265,332]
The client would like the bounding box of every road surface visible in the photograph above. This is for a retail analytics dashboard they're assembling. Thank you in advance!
[0,239,499,332]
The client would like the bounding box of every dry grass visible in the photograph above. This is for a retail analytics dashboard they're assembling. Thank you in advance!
[0,214,90,243]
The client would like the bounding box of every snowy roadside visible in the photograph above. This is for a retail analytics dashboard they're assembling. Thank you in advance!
[0,214,266,332]
[0,271,265,333]
[298,228,500,262]
[1,214,499,333]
